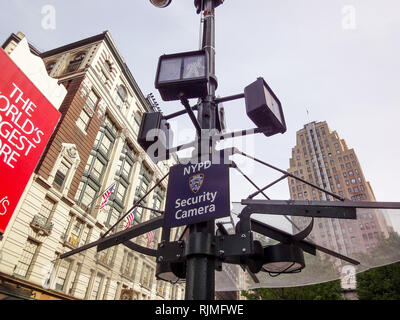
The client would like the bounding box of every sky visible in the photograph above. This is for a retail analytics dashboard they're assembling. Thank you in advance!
[1,0,399,205]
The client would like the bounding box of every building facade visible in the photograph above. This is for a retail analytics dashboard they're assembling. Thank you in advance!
[287,121,390,258]
[0,32,185,300]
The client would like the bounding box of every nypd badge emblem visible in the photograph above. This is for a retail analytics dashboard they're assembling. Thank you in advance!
[189,174,204,194]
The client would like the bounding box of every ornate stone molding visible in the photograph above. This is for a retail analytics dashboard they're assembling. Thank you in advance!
[97,100,107,119]
[61,143,80,164]
[80,77,92,98]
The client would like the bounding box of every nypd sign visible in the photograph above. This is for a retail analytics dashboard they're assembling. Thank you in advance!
[164,161,230,228]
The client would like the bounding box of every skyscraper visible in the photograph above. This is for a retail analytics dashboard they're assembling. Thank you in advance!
[287,121,390,257]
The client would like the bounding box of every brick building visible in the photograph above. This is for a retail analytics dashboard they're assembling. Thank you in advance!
[0,31,185,300]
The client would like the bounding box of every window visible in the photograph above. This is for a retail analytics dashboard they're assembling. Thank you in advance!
[77,90,99,132]
[104,143,136,227]
[68,263,82,296]
[132,111,142,134]
[55,259,72,291]
[76,108,91,132]
[77,115,117,213]
[68,219,84,247]
[157,281,167,297]
[140,264,154,289]
[99,70,108,84]
[99,61,112,83]
[90,273,104,300]
[66,52,86,73]
[14,239,40,278]
[54,160,71,190]
[79,225,91,247]
[134,165,153,223]
[117,85,128,102]
[77,182,97,209]
[115,85,128,110]
[98,247,116,268]
[122,252,134,277]
[149,187,165,248]
[103,61,112,73]
[38,197,56,222]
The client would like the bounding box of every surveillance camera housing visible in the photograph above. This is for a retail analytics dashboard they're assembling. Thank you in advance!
[155,50,209,101]
[244,77,286,137]
[138,112,171,161]
[150,0,172,8]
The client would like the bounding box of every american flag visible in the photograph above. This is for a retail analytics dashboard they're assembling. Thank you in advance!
[124,208,137,230]
[99,183,116,211]
[146,231,155,248]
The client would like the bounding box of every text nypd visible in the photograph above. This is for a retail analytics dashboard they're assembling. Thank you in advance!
[175,161,217,220]
[0,83,45,168]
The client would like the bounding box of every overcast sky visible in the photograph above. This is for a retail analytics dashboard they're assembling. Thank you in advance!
[1,0,399,206]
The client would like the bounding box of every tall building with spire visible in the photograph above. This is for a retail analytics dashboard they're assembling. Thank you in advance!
[287,121,390,257]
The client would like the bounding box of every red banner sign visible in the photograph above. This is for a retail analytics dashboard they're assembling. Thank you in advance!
[0,49,61,234]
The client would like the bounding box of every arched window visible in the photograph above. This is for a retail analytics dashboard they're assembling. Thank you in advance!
[66,52,86,73]
[100,61,112,84]
[103,60,112,74]
[117,85,128,102]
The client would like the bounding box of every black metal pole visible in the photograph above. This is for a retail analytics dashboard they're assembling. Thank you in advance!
[185,0,218,300]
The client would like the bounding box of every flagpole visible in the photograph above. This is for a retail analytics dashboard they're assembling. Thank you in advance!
[102,172,170,239]
[83,181,116,215]
[306,107,311,123]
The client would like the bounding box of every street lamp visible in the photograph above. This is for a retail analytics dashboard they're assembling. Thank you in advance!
[149,0,172,8]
